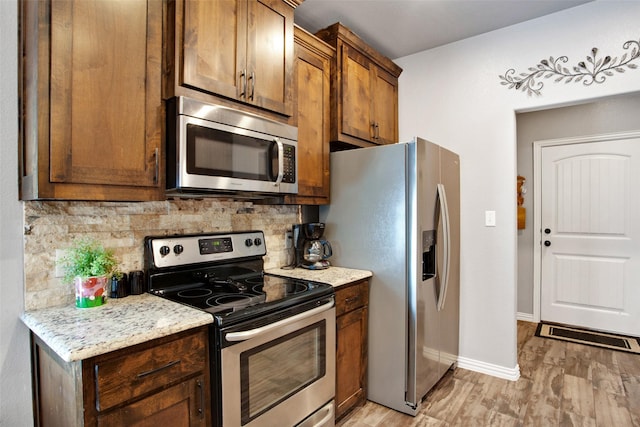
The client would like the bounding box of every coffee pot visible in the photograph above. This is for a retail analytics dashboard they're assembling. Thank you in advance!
[293,223,333,270]
[302,239,333,264]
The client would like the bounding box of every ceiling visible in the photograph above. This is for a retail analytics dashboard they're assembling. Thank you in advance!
[294,0,593,60]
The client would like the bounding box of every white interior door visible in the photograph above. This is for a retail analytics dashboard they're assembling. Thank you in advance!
[540,133,640,336]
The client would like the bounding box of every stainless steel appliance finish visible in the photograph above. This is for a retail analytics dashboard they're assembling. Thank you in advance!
[144,231,335,426]
[166,96,298,197]
[319,138,460,415]
[221,301,335,426]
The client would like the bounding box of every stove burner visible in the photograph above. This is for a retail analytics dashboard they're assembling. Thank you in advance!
[207,293,265,309]
[177,288,213,298]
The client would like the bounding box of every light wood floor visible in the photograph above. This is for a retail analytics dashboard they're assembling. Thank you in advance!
[337,321,640,426]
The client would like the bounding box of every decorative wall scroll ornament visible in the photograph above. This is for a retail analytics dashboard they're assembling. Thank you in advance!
[499,38,640,96]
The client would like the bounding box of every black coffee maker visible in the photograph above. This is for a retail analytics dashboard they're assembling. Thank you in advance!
[293,223,332,270]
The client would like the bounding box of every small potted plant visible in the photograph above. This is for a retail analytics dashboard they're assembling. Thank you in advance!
[59,238,119,308]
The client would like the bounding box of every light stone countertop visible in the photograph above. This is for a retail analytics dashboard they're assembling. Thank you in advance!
[21,267,370,363]
[266,266,372,287]
[21,294,213,362]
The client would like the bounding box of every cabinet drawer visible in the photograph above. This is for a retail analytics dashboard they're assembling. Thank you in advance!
[93,330,206,411]
[335,280,369,316]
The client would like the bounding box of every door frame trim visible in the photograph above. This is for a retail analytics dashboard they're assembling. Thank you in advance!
[532,130,640,323]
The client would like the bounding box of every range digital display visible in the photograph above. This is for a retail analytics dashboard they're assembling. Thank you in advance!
[199,237,233,255]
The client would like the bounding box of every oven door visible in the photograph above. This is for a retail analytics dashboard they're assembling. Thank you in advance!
[221,301,336,427]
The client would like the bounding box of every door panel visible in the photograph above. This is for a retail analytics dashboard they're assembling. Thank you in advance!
[249,0,289,113]
[372,68,398,145]
[341,45,373,142]
[182,0,245,99]
[50,0,161,187]
[438,147,460,369]
[408,139,440,406]
[541,136,640,335]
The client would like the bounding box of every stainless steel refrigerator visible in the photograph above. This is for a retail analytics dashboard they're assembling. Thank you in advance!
[319,137,459,416]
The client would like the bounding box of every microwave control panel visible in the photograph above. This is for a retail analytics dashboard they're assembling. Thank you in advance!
[282,145,296,183]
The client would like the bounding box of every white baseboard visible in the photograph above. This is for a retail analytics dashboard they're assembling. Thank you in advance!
[456,356,521,381]
[517,312,535,322]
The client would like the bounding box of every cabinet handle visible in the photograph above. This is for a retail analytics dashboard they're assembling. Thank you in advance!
[196,379,204,419]
[345,296,360,304]
[239,69,247,98]
[371,122,380,139]
[249,71,255,101]
[153,148,159,184]
[135,359,181,379]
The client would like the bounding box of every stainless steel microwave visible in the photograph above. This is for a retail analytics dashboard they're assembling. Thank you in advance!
[166,97,298,197]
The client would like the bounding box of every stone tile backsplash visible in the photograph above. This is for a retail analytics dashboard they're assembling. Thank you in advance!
[23,199,300,310]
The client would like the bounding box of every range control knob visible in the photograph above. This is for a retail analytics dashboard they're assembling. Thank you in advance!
[173,244,184,254]
[159,245,170,256]
[245,238,253,247]
[254,237,262,246]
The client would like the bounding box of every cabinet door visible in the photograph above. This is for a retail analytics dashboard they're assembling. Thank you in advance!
[96,376,207,427]
[335,306,368,419]
[182,0,247,100]
[247,0,294,115]
[340,44,374,143]
[49,0,162,189]
[372,66,398,145]
[284,28,332,204]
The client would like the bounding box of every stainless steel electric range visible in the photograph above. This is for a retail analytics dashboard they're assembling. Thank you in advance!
[144,231,336,427]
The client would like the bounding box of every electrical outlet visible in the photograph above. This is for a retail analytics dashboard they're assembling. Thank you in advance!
[54,249,66,278]
[284,230,293,249]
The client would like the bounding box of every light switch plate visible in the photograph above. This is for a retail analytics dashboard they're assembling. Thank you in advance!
[485,210,496,227]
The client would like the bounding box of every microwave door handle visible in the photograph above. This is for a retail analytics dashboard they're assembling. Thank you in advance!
[273,138,284,186]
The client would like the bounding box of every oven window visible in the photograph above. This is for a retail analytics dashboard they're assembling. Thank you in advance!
[240,321,326,424]
[186,124,276,182]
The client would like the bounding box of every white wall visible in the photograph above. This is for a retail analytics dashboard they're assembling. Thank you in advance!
[396,1,640,375]
[0,0,33,425]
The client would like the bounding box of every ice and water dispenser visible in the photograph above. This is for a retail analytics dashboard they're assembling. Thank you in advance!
[422,229,436,280]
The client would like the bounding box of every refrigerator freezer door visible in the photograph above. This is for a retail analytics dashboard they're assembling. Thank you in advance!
[320,143,411,414]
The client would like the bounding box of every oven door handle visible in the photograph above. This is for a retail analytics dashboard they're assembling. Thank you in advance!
[224,300,334,342]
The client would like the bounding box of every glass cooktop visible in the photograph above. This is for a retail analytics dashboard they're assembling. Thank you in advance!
[150,271,333,324]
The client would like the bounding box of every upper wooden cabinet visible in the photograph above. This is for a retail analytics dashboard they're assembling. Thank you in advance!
[315,23,403,150]
[165,0,300,117]
[19,0,164,201]
[283,26,334,205]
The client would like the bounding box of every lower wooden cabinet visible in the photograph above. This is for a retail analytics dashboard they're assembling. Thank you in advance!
[31,327,210,427]
[96,376,206,427]
[334,279,369,420]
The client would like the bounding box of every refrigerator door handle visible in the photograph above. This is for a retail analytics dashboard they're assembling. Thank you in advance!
[436,183,451,311]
